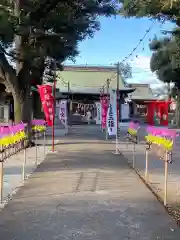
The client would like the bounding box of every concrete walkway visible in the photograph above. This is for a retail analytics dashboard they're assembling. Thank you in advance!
[0,125,180,239]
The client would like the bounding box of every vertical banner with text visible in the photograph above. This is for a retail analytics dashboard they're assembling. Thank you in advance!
[100,96,108,129]
[107,89,117,135]
[38,85,54,126]
[95,102,102,125]
[59,100,68,127]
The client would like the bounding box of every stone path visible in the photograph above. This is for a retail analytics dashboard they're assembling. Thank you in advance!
[0,125,180,239]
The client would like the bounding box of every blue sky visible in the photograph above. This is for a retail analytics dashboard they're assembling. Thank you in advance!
[66,16,175,88]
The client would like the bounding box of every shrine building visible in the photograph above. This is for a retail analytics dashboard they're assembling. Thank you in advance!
[55,65,135,124]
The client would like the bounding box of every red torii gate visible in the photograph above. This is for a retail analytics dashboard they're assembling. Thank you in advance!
[145,100,171,126]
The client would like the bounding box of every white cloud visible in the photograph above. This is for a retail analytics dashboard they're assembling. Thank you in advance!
[131,55,151,70]
[128,55,162,88]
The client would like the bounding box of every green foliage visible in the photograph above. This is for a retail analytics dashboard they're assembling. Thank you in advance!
[171,85,178,99]
[119,0,180,126]
[119,0,180,87]
[0,0,118,65]
[0,0,16,47]
[0,0,119,124]
[149,35,180,89]
[119,0,180,24]
[0,0,119,104]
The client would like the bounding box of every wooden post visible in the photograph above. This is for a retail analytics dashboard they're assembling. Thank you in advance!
[43,130,46,157]
[105,79,110,140]
[145,149,148,181]
[132,143,135,168]
[164,150,168,206]
[126,135,129,150]
[22,141,27,180]
[0,161,3,204]
[102,86,105,133]
[35,132,38,166]
[52,79,56,152]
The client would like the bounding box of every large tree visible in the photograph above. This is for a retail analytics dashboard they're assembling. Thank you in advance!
[149,37,176,86]
[119,0,180,24]
[119,0,180,126]
[149,35,180,125]
[0,0,118,123]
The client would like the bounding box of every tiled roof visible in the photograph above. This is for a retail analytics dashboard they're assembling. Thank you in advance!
[56,65,133,94]
[128,83,157,100]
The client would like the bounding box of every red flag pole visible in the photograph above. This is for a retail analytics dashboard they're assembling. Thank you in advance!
[52,79,56,152]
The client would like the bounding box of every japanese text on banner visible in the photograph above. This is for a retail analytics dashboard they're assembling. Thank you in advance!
[59,100,67,126]
[38,85,54,126]
[107,89,117,136]
[100,96,108,129]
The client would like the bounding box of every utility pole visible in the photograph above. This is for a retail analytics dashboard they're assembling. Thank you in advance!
[67,81,71,126]
[105,79,110,140]
[115,62,120,154]
[68,81,70,93]
[102,85,105,132]
[52,61,57,152]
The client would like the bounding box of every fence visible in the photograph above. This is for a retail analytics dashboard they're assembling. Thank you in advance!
[0,120,46,203]
[123,122,177,206]
[124,121,140,168]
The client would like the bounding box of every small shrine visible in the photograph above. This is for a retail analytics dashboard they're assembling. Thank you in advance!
[145,100,171,126]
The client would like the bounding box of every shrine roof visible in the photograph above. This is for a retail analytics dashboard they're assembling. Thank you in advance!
[56,65,134,94]
[128,83,157,100]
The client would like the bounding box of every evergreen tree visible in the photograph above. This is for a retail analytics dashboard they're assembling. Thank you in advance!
[149,35,180,126]
[119,0,180,126]
[0,0,118,123]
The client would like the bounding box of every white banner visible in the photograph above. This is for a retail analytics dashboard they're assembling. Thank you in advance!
[59,100,67,126]
[121,103,129,120]
[107,89,117,135]
[95,102,101,124]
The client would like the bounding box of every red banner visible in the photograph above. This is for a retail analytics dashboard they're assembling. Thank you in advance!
[100,96,108,129]
[38,85,54,126]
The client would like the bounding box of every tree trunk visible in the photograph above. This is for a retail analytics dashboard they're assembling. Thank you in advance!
[13,94,23,123]
[9,66,33,144]
[12,89,32,123]
[21,91,33,143]
[33,92,43,118]
[31,61,45,118]
[0,51,24,124]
